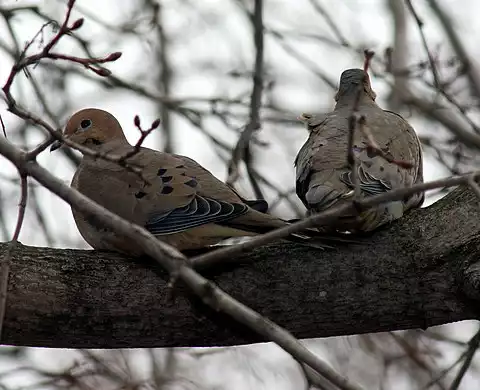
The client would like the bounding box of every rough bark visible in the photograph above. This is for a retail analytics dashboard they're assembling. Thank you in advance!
[2,186,480,349]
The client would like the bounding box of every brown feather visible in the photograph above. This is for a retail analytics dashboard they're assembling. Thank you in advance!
[61,108,336,252]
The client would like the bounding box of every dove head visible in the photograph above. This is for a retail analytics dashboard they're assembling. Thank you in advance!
[334,68,377,102]
[50,108,127,152]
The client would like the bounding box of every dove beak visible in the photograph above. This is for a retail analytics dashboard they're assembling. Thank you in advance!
[50,140,63,152]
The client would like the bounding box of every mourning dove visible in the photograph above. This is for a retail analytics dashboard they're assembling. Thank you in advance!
[295,68,424,232]
[51,108,336,254]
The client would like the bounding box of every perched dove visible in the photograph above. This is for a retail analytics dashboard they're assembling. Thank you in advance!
[295,68,424,232]
[51,108,334,254]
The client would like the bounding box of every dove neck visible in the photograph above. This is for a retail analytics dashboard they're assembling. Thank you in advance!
[82,138,129,157]
[334,91,376,110]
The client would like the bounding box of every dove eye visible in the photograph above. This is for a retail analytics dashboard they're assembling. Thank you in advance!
[80,119,92,130]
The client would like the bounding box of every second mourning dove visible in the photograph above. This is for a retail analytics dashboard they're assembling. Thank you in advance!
[295,69,424,232]
[51,108,335,254]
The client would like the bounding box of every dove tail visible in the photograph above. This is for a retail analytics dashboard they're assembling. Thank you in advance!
[218,212,356,249]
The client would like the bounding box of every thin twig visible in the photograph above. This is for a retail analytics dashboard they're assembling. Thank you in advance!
[467,176,480,202]
[190,170,479,269]
[308,0,350,46]
[423,346,468,389]
[424,357,463,389]
[358,115,414,169]
[426,0,480,100]
[347,114,361,199]
[0,115,5,137]
[151,0,174,153]
[387,0,409,111]
[27,126,152,184]
[401,92,480,150]
[267,28,337,89]
[2,4,121,98]
[0,174,27,339]
[404,0,441,89]
[346,50,375,200]
[425,331,469,348]
[227,0,265,200]
[402,0,480,137]
[25,136,56,160]
[449,329,480,390]
[117,116,161,164]
[1,0,121,137]
[390,333,446,390]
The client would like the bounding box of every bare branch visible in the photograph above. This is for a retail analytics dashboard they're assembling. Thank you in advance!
[0,136,363,390]
[358,116,414,169]
[191,169,480,269]
[228,0,265,200]
[387,0,409,110]
[0,173,27,339]
[467,176,480,202]
[2,184,480,349]
[402,92,480,150]
[449,330,480,390]
[117,116,161,164]
[426,0,480,100]
[404,0,441,89]
[2,1,120,106]
[149,0,174,153]
[346,51,374,200]
[308,0,350,47]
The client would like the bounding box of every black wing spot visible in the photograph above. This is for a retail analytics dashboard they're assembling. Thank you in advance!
[184,179,198,188]
[161,176,173,183]
[176,165,185,169]
[86,138,102,145]
[366,148,377,158]
[161,186,174,194]
[157,168,167,176]
[135,191,147,199]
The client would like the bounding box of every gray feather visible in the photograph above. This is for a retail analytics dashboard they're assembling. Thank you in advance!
[295,68,424,232]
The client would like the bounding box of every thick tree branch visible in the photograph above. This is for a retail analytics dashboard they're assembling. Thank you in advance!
[0,134,361,390]
[2,185,480,349]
